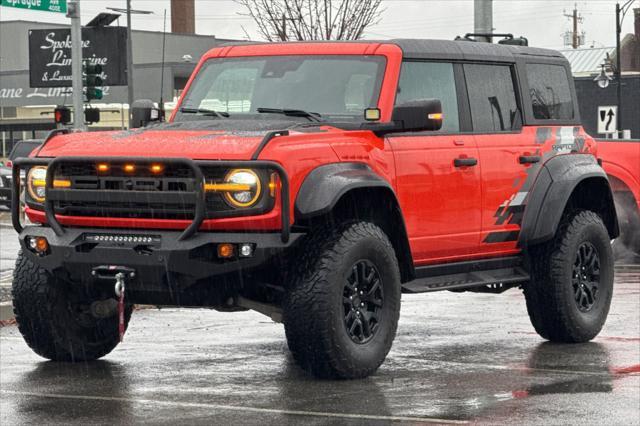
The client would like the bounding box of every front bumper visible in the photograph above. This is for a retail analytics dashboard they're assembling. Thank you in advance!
[12,155,299,304]
[19,225,303,292]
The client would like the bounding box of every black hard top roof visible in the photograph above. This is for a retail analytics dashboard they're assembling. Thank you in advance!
[390,39,564,62]
[221,38,566,63]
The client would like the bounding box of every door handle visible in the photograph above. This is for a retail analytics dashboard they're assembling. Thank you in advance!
[519,155,541,164]
[454,157,478,167]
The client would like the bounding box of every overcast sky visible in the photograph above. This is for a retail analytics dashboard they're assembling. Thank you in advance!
[0,0,637,49]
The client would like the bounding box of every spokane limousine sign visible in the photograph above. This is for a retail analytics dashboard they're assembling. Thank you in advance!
[28,27,128,88]
[0,0,67,13]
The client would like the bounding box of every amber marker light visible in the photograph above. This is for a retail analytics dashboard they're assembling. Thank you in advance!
[35,237,49,253]
[124,164,136,173]
[428,113,444,120]
[53,179,72,188]
[204,183,252,192]
[150,164,164,174]
[27,236,50,255]
[217,243,235,259]
[97,163,110,173]
[364,108,381,121]
[269,173,278,197]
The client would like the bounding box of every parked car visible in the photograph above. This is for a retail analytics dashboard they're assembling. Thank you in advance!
[0,162,11,209]
[8,139,43,171]
[1,140,43,210]
[10,39,618,379]
[596,138,640,255]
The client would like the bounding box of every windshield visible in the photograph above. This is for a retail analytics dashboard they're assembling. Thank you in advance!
[174,55,386,123]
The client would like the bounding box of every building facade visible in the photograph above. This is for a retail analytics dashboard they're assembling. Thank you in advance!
[0,20,237,156]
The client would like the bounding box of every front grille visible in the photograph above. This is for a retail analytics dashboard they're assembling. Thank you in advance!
[52,161,235,220]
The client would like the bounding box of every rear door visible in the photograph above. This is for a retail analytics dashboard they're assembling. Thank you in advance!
[464,63,536,256]
[388,61,482,264]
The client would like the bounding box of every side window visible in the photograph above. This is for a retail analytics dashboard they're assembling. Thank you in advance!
[464,64,521,132]
[526,63,575,120]
[396,61,460,133]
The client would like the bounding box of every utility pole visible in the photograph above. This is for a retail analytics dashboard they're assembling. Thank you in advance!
[573,7,579,48]
[564,4,584,49]
[67,1,85,130]
[126,0,134,125]
[474,0,493,42]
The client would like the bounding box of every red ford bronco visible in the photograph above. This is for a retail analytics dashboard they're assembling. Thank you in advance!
[11,39,619,379]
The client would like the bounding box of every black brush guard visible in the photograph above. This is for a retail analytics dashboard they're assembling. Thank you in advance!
[12,157,291,243]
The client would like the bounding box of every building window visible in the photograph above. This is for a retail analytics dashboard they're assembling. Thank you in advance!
[526,63,575,120]
[1,107,17,119]
[464,64,521,132]
[396,61,460,132]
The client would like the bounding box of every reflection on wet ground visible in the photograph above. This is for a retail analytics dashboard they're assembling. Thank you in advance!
[1,264,639,425]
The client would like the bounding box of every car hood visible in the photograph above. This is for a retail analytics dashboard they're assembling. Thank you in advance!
[35,120,323,160]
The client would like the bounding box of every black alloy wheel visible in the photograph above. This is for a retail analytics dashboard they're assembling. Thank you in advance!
[572,242,601,312]
[343,260,384,344]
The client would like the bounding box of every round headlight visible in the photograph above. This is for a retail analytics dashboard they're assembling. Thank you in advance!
[224,169,261,208]
[27,166,48,203]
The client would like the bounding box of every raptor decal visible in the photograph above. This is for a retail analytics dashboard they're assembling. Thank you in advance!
[483,126,590,244]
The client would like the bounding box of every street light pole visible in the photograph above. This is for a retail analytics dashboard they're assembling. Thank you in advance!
[614,0,636,138]
[616,3,623,136]
[67,1,85,130]
[126,0,134,126]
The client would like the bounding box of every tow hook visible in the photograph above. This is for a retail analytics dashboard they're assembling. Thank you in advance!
[114,272,127,342]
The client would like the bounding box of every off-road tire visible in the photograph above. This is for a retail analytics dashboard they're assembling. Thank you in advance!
[12,251,132,361]
[524,210,614,343]
[283,222,401,379]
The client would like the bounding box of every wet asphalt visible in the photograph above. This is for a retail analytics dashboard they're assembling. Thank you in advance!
[1,218,639,425]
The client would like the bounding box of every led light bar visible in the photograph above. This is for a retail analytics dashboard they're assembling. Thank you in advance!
[84,234,161,245]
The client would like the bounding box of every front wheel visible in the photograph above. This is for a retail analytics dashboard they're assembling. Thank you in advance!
[524,210,614,343]
[283,222,401,379]
[12,251,132,361]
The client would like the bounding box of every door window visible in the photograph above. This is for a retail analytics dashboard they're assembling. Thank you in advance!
[464,64,521,132]
[396,61,460,133]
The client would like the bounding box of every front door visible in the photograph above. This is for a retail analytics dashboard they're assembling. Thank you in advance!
[389,61,482,264]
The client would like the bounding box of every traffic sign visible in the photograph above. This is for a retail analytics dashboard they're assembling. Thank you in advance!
[0,0,66,13]
[597,106,618,134]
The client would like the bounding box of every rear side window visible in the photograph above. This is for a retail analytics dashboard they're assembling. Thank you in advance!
[464,64,521,132]
[526,63,574,120]
[396,61,460,133]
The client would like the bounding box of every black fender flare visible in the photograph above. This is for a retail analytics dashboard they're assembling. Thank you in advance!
[294,163,395,219]
[519,154,619,248]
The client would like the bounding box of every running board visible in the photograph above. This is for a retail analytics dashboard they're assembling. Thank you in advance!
[403,258,530,294]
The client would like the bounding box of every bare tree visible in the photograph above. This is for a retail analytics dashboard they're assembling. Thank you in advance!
[235,0,383,41]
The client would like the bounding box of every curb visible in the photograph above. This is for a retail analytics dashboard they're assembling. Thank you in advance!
[0,302,14,322]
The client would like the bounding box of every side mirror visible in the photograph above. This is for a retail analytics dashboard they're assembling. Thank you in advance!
[131,99,161,129]
[391,99,443,132]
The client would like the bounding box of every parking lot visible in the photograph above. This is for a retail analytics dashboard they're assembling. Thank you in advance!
[1,214,639,425]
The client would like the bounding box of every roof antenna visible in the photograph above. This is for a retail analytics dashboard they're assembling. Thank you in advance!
[159,9,167,121]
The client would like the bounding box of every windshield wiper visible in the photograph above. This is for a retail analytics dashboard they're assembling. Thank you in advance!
[256,107,323,122]
[180,107,230,118]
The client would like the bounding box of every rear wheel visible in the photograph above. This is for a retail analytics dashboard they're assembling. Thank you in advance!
[283,222,401,379]
[525,210,614,342]
[12,251,132,361]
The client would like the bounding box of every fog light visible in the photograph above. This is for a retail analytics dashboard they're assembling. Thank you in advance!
[27,236,49,255]
[239,244,254,258]
[218,243,235,259]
